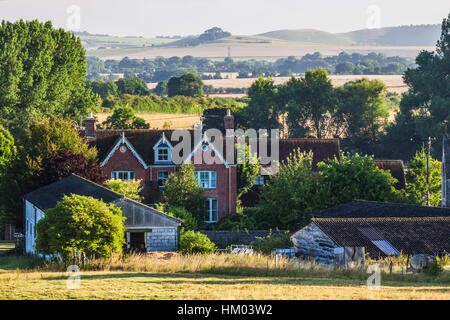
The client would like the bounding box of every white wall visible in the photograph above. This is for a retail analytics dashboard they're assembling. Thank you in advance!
[24,200,46,254]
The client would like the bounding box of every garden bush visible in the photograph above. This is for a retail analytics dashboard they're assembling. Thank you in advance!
[180,230,216,254]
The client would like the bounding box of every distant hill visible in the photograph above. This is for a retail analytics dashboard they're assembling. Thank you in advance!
[164,27,232,47]
[258,24,441,47]
[339,25,441,46]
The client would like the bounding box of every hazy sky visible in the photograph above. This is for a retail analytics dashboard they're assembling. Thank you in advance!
[0,0,449,37]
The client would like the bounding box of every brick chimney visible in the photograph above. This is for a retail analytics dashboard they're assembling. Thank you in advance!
[224,109,234,137]
[85,111,95,138]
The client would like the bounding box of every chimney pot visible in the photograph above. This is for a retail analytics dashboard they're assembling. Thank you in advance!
[85,111,96,137]
[224,109,234,136]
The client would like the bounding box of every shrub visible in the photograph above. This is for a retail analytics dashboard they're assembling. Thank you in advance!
[423,262,444,276]
[155,204,198,231]
[180,230,216,254]
[35,194,126,262]
[105,178,143,201]
[251,230,293,254]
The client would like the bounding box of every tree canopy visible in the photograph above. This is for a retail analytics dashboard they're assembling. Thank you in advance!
[162,163,206,224]
[0,20,100,134]
[405,147,442,206]
[35,194,126,261]
[167,73,204,97]
[101,105,149,129]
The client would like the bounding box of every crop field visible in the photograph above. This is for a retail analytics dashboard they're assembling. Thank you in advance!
[96,112,201,129]
[146,75,407,97]
[87,35,434,60]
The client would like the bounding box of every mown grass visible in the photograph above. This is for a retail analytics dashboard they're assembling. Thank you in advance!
[0,253,448,300]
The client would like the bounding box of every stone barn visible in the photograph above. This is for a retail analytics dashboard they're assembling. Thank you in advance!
[23,174,181,254]
[291,201,450,263]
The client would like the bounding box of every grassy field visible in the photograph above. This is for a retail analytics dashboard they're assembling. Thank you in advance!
[1,271,449,300]
[0,253,448,300]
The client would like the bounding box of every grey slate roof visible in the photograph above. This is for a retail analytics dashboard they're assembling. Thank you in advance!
[24,174,182,227]
[312,200,450,218]
[24,174,123,211]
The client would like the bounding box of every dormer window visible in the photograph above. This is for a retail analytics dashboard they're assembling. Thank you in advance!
[157,147,170,162]
[153,133,173,164]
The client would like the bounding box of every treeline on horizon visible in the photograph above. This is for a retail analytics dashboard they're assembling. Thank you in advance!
[86,51,415,82]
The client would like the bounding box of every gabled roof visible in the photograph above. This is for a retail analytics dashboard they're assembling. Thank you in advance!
[313,217,450,257]
[84,129,341,169]
[24,174,123,211]
[374,160,406,190]
[312,200,450,218]
[23,174,182,226]
[250,137,341,171]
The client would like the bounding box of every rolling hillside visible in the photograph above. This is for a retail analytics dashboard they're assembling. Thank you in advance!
[258,25,441,47]
[258,29,356,46]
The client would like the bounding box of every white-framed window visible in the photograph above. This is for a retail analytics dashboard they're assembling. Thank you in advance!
[195,171,216,189]
[254,176,265,185]
[205,198,218,223]
[156,147,171,162]
[111,171,135,181]
[157,171,169,188]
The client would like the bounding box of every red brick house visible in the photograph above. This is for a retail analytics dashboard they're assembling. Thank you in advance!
[80,112,342,224]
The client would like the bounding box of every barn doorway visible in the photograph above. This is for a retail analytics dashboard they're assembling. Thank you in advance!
[129,232,146,252]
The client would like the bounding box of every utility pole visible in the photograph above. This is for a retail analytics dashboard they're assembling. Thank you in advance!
[427,136,431,206]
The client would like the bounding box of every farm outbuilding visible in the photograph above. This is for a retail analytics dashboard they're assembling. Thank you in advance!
[291,201,450,263]
[23,174,181,255]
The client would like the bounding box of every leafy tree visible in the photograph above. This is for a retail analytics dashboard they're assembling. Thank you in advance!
[155,203,198,231]
[35,194,126,261]
[336,78,389,153]
[86,80,118,99]
[237,143,261,201]
[246,77,280,131]
[318,153,401,208]
[167,73,204,97]
[381,13,450,160]
[102,105,149,129]
[153,80,168,96]
[259,150,324,230]
[0,125,16,175]
[25,118,98,165]
[0,118,99,226]
[335,62,355,74]
[162,163,206,223]
[0,125,16,236]
[37,150,106,188]
[179,230,216,254]
[405,147,441,206]
[105,179,143,201]
[116,78,150,96]
[285,68,336,139]
[0,20,100,133]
